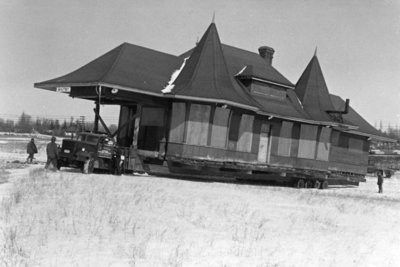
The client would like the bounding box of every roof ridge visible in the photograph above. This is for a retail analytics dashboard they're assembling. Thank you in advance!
[99,43,127,82]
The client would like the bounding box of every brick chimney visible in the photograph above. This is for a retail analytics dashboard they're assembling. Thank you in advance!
[258,46,275,65]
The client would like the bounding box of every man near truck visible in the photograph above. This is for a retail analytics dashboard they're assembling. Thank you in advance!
[45,136,59,170]
[26,138,38,163]
[377,169,384,193]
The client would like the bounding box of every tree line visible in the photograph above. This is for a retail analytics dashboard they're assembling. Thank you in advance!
[1,111,399,141]
[0,112,117,136]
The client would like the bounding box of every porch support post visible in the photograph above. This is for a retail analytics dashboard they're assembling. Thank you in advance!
[94,101,100,132]
[132,104,142,148]
[128,103,144,172]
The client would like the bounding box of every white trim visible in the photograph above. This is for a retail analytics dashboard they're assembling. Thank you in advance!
[164,94,259,111]
[249,77,295,89]
[36,81,372,136]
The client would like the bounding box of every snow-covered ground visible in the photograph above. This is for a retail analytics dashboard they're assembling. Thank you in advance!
[1,136,400,267]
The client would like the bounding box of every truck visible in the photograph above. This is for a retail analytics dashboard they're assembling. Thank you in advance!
[58,132,118,173]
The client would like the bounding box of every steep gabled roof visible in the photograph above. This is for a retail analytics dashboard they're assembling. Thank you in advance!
[180,44,294,88]
[222,44,294,87]
[35,43,181,95]
[294,55,336,122]
[169,23,260,110]
[330,95,394,141]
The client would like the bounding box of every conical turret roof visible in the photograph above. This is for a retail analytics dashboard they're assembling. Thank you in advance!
[295,55,336,121]
[169,23,259,111]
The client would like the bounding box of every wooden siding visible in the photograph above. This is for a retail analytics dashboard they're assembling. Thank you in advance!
[251,118,262,154]
[257,122,271,163]
[169,102,186,143]
[330,147,369,166]
[269,155,329,171]
[277,121,293,157]
[348,137,364,154]
[237,114,254,152]
[167,143,257,163]
[329,132,369,173]
[166,106,369,176]
[316,127,331,161]
[298,124,318,159]
[186,104,211,146]
[328,160,368,174]
[141,107,165,126]
[210,107,230,148]
[269,121,281,156]
[290,123,300,157]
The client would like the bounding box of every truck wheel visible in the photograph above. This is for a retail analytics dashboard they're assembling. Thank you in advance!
[295,179,305,188]
[305,180,313,188]
[313,180,321,189]
[320,180,328,190]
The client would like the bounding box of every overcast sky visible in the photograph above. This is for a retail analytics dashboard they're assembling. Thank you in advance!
[1,0,399,128]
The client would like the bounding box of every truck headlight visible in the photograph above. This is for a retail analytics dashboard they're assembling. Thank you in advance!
[81,148,85,152]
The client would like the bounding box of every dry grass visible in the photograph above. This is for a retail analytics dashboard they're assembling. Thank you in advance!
[1,166,400,266]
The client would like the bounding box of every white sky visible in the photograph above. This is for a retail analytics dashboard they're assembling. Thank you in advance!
[1,0,399,128]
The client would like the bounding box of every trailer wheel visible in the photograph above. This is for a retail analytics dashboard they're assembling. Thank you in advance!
[320,180,328,190]
[295,179,305,188]
[313,180,321,189]
[304,180,313,188]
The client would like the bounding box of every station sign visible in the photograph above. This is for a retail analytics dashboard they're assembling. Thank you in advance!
[56,87,71,93]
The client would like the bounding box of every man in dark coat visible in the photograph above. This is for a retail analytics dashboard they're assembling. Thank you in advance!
[45,136,59,170]
[377,169,384,193]
[26,138,38,163]
[112,146,122,175]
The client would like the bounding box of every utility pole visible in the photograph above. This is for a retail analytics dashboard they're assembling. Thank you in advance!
[80,116,85,131]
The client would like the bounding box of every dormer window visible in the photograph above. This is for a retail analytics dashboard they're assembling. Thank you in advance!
[251,82,286,101]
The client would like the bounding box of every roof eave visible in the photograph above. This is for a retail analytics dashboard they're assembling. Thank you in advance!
[345,130,397,143]
[34,81,165,98]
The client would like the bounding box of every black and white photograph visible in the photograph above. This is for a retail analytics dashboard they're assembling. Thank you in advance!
[1,0,399,266]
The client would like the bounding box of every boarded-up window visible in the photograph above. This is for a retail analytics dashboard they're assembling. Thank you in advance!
[237,114,254,152]
[331,130,340,146]
[210,107,230,148]
[316,127,332,161]
[290,123,301,157]
[363,139,369,152]
[251,83,286,101]
[251,118,262,153]
[141,107,165,126]
[338,133,349,148]
[298,124,318,159]
[269,122,281,156]
[169,102,186,143]
[186,104,211,146]
[277,121,293,157]
[257,122,271,163]
[228,111,241,142]
[349,137,364,154]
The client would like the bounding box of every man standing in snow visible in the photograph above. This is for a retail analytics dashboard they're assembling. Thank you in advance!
[26,138,38,163]
[377,169,384,193]
[45,136,59,170]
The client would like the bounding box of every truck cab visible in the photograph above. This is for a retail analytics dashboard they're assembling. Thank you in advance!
[59,132,116,173]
